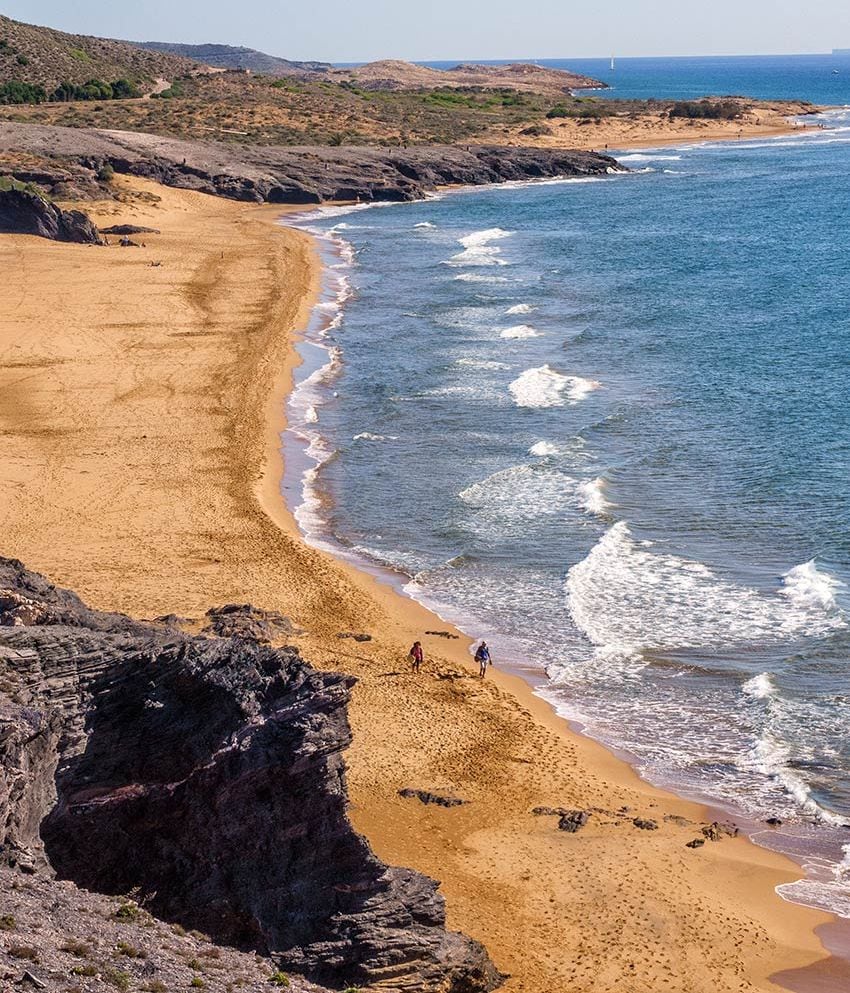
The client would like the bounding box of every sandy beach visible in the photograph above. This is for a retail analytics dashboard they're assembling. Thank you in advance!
[0,175,839,992]
[504,99,819,150]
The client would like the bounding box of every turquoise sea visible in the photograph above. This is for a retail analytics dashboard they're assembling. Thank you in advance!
[286,57,850,918]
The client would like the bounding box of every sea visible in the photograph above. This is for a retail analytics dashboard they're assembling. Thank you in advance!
[285,54,850,920]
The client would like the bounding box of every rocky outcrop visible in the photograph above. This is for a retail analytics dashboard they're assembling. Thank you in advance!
[0,188,102,243]
[0,557,500,992]
[0,122,621,206]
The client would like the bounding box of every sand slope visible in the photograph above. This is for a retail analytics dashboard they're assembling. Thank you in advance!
[0,177,834,992]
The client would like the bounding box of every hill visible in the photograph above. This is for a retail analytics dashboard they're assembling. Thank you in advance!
[0,14,199,92]
[331,59,606,93]
[133,41,331,76]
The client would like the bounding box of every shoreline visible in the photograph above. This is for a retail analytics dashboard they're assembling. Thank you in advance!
[275,182,846,989]
[0,165,839,991]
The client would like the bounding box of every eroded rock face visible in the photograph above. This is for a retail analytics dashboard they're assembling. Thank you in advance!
[0,557,500,992]
[0,122,621,205]
[0,188,102,242]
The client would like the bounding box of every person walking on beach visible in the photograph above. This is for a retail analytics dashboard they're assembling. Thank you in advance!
[409,640,424,673]
[475,641,491,678]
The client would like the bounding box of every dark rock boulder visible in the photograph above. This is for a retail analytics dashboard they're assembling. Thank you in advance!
[100,224,161,235]
[632,818,659,831]
[0,557,500,993]
[203,603,298,642]
[399,789,468,808]
[0,188,102,243]
[557,810,591,833]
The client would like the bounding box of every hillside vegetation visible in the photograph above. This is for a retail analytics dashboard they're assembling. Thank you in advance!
[0,14,198,91]
[133,41,331,76]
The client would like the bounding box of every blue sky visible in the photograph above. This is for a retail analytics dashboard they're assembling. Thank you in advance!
[4,0,850,62]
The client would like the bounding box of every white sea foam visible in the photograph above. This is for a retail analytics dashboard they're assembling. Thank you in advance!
[566,522,847,658]
[529,441,559,457]
[456,358,511,370]
[458,227,514,247]
[453,273,510,283]
[414,221,436,229]
[445,228,513,267]
[778,844,850,917]
[742,672,776,700]
[353,432,399,442]
[304,405,318,424]
[459,465,578,522]
[616,153,683,163]
[509,366,600,408]
[506,303,536,315]
[500,324,542,339]
[578,476,612,517]
[782,560,844,612]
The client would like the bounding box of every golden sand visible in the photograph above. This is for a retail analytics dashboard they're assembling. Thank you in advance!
[0,176,835,992]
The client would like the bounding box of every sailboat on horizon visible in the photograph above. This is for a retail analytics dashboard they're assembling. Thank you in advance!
[610,55,615,71]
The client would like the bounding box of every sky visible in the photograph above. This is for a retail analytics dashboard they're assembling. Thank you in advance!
[3,0,850,63]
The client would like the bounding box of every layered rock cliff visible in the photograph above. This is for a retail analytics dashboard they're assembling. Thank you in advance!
[0,122,620,205]
[0,558,500,992]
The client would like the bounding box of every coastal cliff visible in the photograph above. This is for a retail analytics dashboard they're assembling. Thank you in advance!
[0,122,619,204]
[0,557,500,992]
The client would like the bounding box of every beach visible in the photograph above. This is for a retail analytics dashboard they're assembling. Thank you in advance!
[0,175,838,992]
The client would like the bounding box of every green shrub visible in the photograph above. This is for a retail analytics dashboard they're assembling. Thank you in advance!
[104,969,131,991]
[0,81,47,105]
[71,964,98,977]
[114,901,143,922]
[190,978,205,989]
[669,99,743,120]
[0,914,16,931]
[268,972,290,987]
[98,163,115,183]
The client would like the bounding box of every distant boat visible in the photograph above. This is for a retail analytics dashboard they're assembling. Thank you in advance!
[834,68,840,74]
[611,56,616,71]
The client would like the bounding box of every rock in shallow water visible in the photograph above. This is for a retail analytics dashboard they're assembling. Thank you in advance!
[0,556,501,992]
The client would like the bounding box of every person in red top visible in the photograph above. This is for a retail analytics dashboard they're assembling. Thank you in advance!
[409,640,424,673]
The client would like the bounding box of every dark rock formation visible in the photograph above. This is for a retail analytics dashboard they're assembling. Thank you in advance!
[557,810,590,833]
[0,557,500,992]
[398,789,468,809]
[203,603,298,642]
[100,224,161,235]
[0,188,101,243]
[632,818,659,831]
[701,821,738,842]
[686,839,705,849]
[0,123,623,207]
[336,632,372,643]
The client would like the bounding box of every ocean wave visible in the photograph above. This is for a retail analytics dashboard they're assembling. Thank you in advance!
[500,324,542,339]
[414,221,436,229]
[778,844,850,917]
[444,228,514,267]
[529,441,559,457]
[742,672,776,700]
[616,153,684,163]
[577,476,613,517]
[566,522,847,657]
[506,303,536,315]
[509,365,600,407]
[452,273,510,283]
[353,432,399,442]
[782,560,844,612]
[459,464,579,522]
